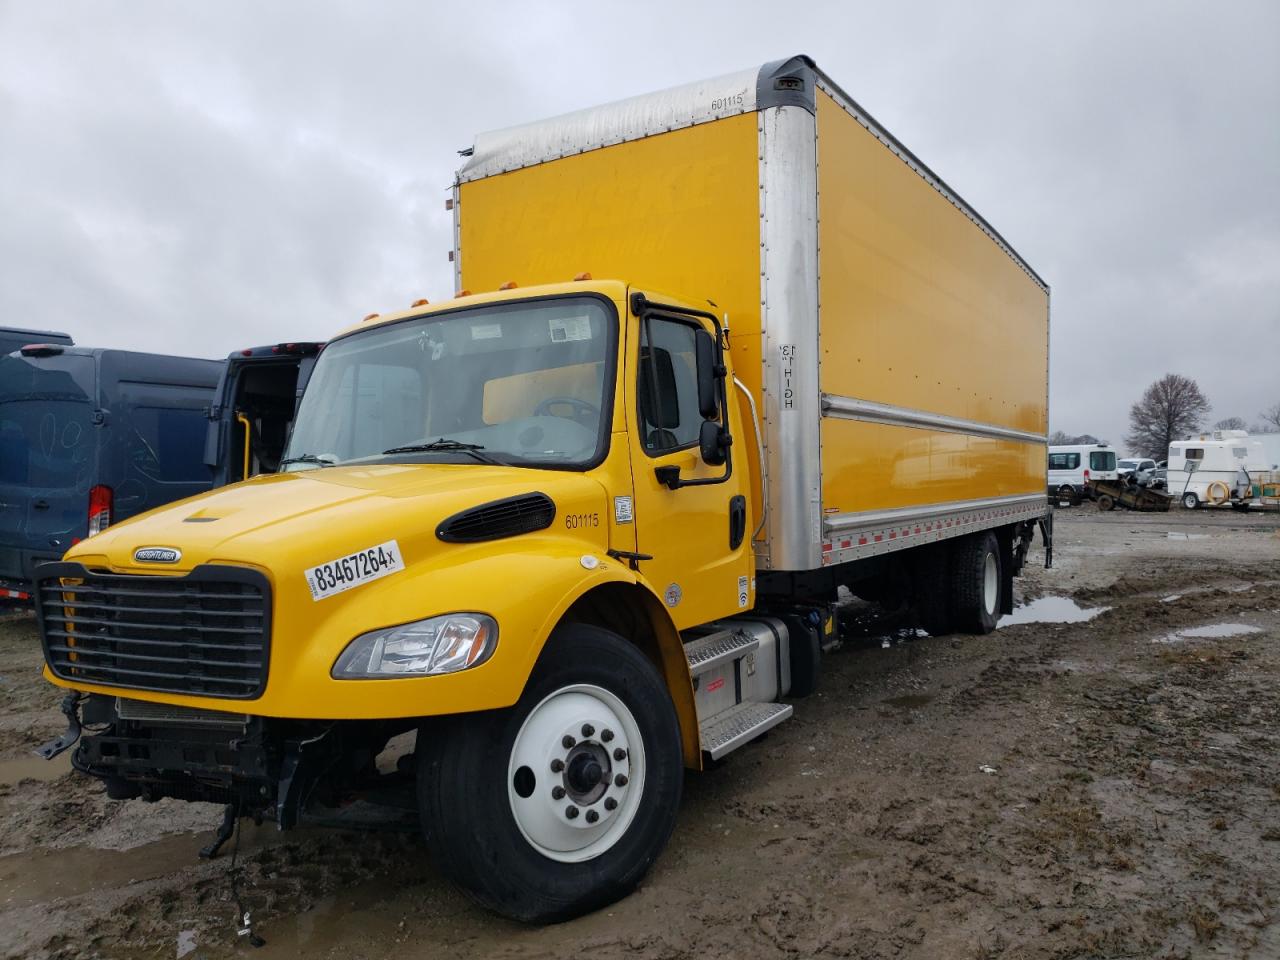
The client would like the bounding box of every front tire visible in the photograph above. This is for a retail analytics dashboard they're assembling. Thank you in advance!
[417,623,682,923]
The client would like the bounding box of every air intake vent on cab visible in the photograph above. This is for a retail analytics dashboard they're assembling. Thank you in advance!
[436,493,557,543]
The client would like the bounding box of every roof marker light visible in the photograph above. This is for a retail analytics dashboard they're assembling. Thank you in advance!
[455,289,472,298]
[363,313,380,322]
[573,272,592,281]
[411,298,430,307]
[498,281,518,290]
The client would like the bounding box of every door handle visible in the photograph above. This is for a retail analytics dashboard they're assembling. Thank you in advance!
[33,499,50,511]
[729,495,747,550]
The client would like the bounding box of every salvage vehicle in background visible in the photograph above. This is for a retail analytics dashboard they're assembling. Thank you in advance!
[1117,457,1157,487]
[0,345,220,602]
[33,56,1053,922]
[203,341,323,485]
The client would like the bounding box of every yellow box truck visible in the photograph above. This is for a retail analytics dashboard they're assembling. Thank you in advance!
[34,56,1050,922]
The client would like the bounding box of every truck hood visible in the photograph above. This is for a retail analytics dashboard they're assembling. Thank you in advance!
[67,463,608,575]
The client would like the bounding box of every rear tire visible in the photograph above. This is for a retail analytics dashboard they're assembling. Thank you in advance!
[417,623,682,923]
[1182,492,1199,510]
[950,532,1001,635]
[1096,494,1115,511]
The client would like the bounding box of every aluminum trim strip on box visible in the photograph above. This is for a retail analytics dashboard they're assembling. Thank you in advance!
[820,494,1048,567]
[759,103,822,571]
[821,393,1047,445]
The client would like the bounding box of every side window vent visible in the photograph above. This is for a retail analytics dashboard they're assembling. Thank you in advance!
[437,493,556,543]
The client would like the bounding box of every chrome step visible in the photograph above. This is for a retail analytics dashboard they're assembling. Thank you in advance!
[699,700,793,760]
[684,628,759,677]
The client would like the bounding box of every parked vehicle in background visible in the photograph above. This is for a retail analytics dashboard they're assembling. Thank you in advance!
[1048,443,1118,503]
[1167,431,1267,510]
[0,345,221,601]
[1117,457,1157,486]
[1150,461,1169,489]
[32,55,1053,922]
[0,326,73,356]
[203,342,323,486]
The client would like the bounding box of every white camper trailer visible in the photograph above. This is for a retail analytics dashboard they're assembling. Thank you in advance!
[1167,431,1267,509]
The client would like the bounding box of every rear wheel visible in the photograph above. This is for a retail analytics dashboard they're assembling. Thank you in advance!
[1097,494,1115,511]
[417,623,682,923]
[950,531,1001,635]
[913,543,953,636]
[1056,484,1076,506]
[1182,492,1199,510]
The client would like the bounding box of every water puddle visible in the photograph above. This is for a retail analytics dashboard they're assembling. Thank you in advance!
[1155,623,1264,644]
[1167,531,1210,540]
[0,820,281,908]
[0,751,70,786]
[881,693,934,710]
[998,596,1109,628]
[1160,595,1182,603]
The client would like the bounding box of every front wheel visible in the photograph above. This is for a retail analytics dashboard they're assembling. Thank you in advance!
[417,623,683,923]
[1182,492,1199,510]
[1097,494,1116,511]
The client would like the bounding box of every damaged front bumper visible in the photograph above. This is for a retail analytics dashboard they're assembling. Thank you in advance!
[42,694,407,828]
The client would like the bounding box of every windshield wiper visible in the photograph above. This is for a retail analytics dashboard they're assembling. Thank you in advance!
[381,439,505,466]
[278,453,336,469]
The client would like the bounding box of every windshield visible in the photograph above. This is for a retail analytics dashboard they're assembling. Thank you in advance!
[0,355,96,492]
[283,296,616,470]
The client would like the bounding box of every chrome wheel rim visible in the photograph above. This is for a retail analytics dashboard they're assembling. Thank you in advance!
[507,683,644,863]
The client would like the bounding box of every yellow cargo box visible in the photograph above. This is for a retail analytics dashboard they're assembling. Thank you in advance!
[455,55,1049,572]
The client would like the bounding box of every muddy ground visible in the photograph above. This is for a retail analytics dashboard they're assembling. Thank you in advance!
[2,506,1278,959]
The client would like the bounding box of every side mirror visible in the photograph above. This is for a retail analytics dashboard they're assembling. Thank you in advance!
[699,419,730,466]
[694,329,720,420]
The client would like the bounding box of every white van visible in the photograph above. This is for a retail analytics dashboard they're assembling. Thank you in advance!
[1167,431,1267,509]
[1048,444,1118,504]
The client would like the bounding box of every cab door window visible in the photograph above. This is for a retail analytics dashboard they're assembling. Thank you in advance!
[638,316,701,454]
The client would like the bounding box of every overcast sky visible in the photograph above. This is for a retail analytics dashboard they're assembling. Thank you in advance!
[2,1,1277,450]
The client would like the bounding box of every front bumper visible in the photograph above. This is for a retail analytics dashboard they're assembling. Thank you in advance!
[69,695,407,826]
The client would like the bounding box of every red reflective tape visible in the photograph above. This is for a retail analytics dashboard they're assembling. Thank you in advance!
[840,539,852,549]
[858,537,868,545]
[873,535,883,542]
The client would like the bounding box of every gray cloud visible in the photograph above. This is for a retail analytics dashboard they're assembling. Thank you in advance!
[2,1,1276,448]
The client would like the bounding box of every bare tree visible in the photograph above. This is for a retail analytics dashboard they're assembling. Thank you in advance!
[1213,416,1246,431]
[1048,430,1100,445]
[1125,374,1210,459]
[1259,403,1280,432]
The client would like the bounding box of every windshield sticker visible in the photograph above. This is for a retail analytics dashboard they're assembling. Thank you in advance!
[549,316,592,343]
[305,539,405,601]
[470,323,503,340]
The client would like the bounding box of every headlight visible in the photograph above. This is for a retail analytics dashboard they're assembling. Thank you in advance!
[332,613,497,678]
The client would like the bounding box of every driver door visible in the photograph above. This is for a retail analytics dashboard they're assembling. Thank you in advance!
[625,304,753,630]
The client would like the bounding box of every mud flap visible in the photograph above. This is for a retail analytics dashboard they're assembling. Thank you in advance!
[1038,511,1054,569]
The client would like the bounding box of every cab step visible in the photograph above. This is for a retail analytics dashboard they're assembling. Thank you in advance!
[684,627,759,677]
[699,700,793,761]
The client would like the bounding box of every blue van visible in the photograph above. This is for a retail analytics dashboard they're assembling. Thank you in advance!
[0,345,221,600]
